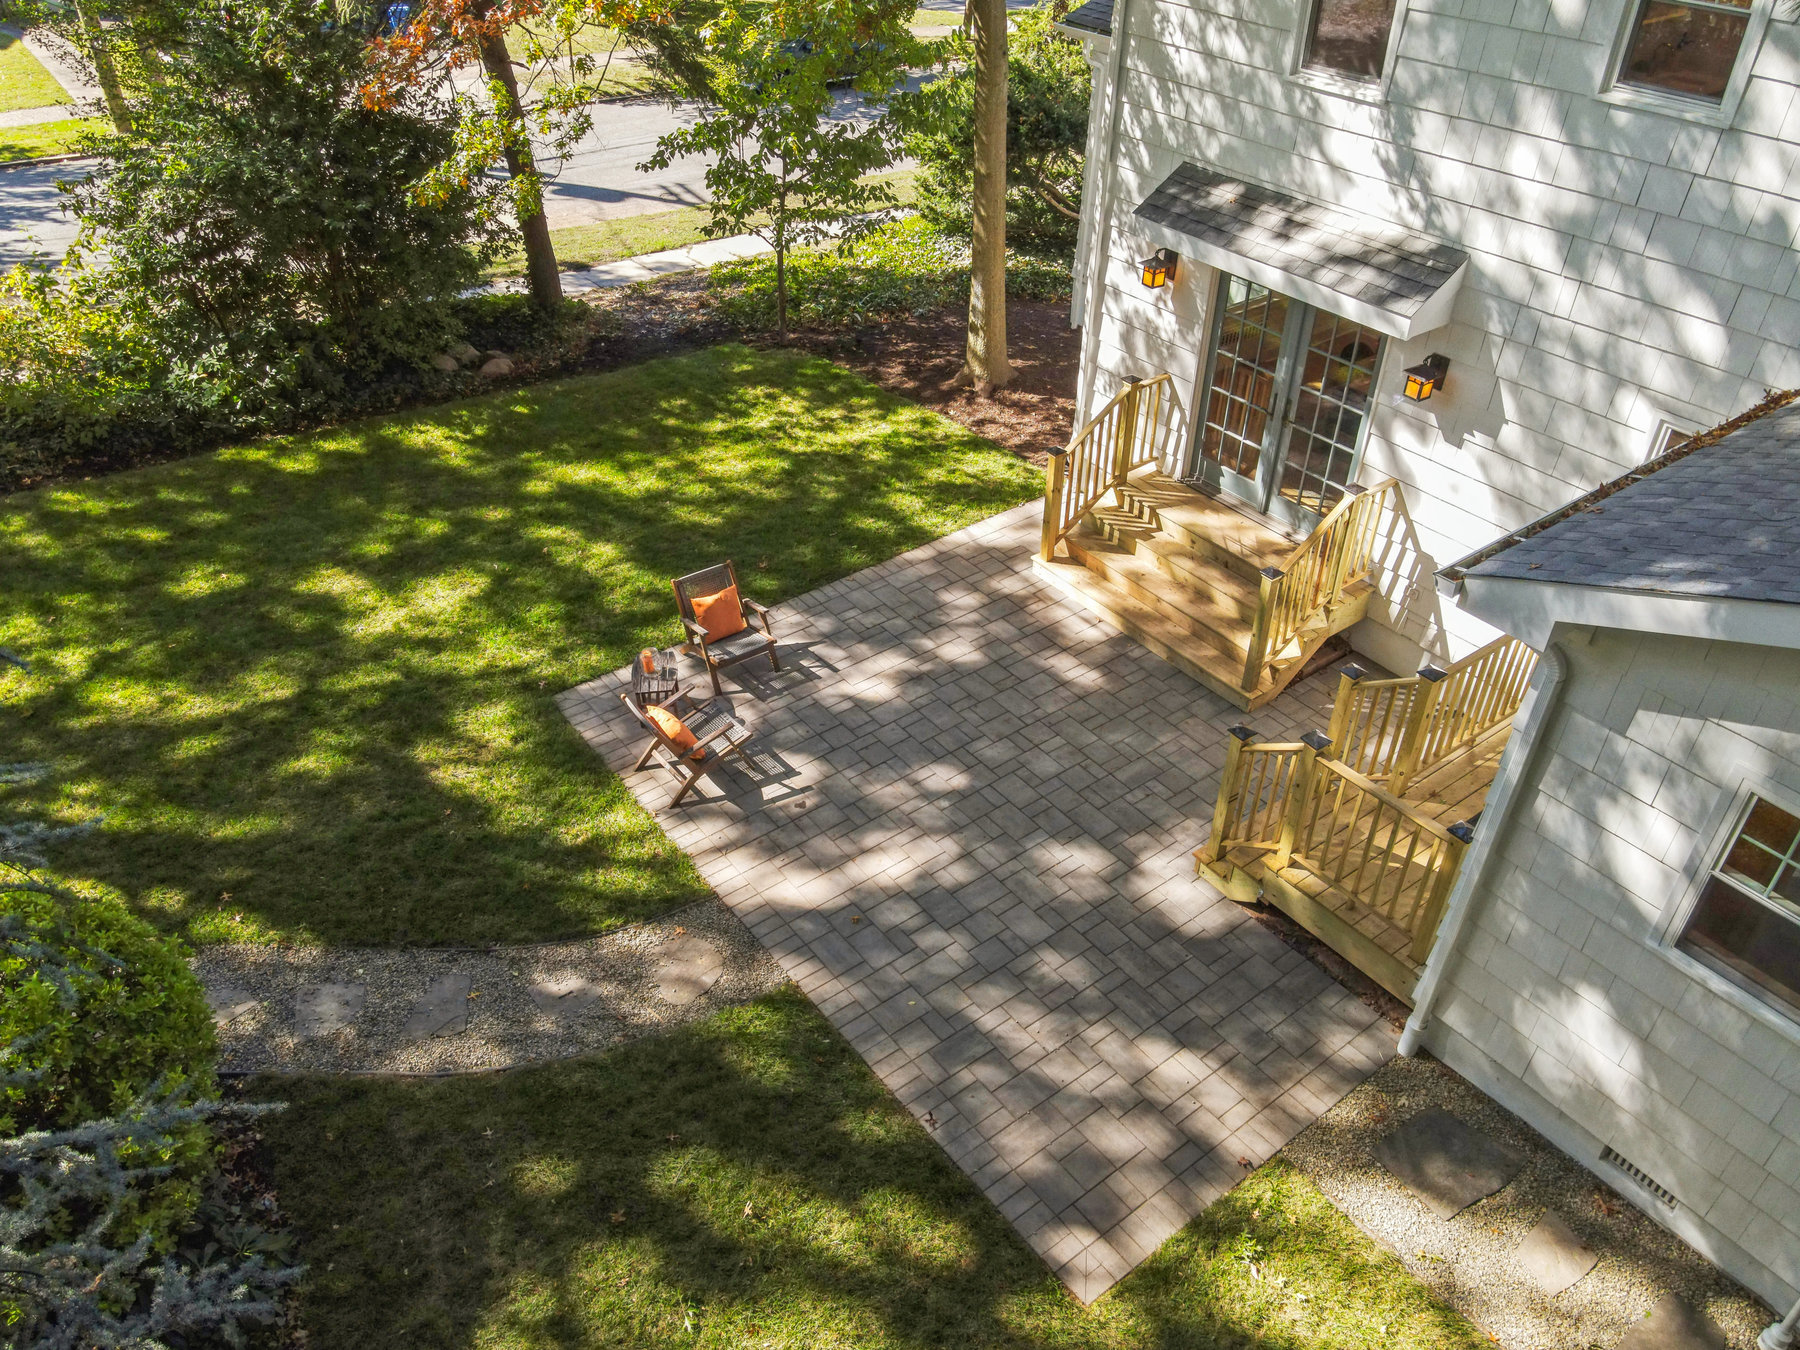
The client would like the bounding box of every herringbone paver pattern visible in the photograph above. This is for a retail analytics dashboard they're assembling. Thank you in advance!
[559,501,1395,1302]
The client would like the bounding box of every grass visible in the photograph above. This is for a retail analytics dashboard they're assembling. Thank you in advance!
[258,989,1493,1349]
[486,170,924,280]
[0,115,105,161]
[0,346,1042,948]
[0,30,65,114]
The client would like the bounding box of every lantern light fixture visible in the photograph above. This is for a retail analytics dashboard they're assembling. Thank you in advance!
[1139,248,1177,290]
[1402,353,1451,402]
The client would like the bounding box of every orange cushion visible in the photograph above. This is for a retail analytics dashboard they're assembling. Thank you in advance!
[646,705,704,761]
[691,584,747,641]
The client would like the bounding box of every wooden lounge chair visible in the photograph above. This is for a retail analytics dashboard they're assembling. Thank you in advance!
[620,689,756,807]
[672,561,778,695]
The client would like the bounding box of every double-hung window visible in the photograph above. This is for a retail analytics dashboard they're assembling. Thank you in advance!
[1679,794,1800,1018]
[1616,0,1754,103]
[1300,0,1400,81]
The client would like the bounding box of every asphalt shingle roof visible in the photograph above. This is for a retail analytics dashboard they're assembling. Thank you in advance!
[1133,162,1468,320]
[1468,400,1800,604]
[1059,0,1113,35]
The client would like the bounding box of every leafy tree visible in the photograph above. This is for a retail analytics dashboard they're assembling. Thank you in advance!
[904,0,1090,249]
[68,0,506,419]
[639,1,916,343]
[963,0,1011,391]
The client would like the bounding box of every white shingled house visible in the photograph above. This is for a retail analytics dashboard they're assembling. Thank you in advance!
[1040,0,1800,1335]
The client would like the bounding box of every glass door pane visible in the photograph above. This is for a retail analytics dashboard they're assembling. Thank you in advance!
[1276,310,1383,527]
[1196,276,1289,497]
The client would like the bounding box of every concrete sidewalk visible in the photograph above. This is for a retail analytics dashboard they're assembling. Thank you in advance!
[481,230,773,297]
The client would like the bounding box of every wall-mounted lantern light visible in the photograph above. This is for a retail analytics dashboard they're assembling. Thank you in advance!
[1139,248,1177,289]
[1402,354,1450,402]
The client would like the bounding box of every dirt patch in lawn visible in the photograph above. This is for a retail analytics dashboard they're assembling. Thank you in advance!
[578,274,1080,461]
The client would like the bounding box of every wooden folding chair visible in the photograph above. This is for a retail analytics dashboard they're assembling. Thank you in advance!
[620,690,756,807]
[671,560,778,696]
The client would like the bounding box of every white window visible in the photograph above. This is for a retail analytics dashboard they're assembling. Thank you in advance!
[1616,0,1754,103]
[1679,794,1800,1018]
[1300,0,1399,80]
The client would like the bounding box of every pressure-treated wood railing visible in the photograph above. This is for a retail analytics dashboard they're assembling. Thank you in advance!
[1325,634,1537,796]
[1241,479,1399,691]
[1040,375,1179,561]
[1202,729,1471,964]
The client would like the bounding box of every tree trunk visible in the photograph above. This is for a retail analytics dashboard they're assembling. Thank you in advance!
[475,22,561,310]
[775,241,788,345]
[73,0,131,134]
[961,0,1012,392]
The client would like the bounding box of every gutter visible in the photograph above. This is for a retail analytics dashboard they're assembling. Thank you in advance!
[1398,638,1570,1056]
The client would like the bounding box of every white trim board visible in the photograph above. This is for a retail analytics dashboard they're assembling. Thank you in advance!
[1457,575,1800,653]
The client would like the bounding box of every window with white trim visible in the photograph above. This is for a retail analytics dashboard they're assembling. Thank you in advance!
[1301,0,1399,80]
[1680,794,1800,1017]
[1616,0,1754,103]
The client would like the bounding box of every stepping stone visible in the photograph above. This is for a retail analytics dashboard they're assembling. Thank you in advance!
[294,982,365,1037]
[1372,1108,1525,1219]
[653,934,724,1005]
[401,974,473,1041]
[205,985,259,1028]
[527,972,604,1016]
[1514,1211,1598,1295]
[1615,1294,1726,1350]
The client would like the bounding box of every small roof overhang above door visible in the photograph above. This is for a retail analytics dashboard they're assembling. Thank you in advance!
[1134,163,1469,343]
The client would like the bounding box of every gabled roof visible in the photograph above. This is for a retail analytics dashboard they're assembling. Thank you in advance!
[1446,390,1800,650]
[1462,394,1800,603]
[1058,0,1113,36]
[1133,163,1469,341]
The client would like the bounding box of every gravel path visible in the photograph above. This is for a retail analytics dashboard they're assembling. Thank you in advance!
[193,898,784,1076]
[1281,1054,1773,1349]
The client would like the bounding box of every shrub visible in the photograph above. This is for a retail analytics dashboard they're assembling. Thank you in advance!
[1,879,217,1243]
[709,215,1070,330]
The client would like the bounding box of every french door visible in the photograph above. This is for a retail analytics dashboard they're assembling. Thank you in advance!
[1189,271,1385,535]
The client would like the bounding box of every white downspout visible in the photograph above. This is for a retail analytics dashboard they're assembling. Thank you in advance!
[1398,638,1570,1057]
[1760,1297,1800,1350]
[1072,0,1133,428]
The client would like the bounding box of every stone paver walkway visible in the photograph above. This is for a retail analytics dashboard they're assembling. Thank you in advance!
[560,500,1396,1302]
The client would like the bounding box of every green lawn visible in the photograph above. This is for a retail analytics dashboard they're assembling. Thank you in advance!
[0,30,66,114]
[259,989,1491,1349]
[0,346,1041,948]
[487,170,923,280]
[0,115,105,161]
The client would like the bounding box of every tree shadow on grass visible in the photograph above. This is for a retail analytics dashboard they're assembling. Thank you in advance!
[256,988,1447,1350]
[0,345,1042,946]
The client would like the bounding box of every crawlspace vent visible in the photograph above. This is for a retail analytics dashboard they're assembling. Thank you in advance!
[1600,1146,1678,1209]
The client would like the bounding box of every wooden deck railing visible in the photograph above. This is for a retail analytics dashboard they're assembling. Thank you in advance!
[1326,634,1538,796]
[1203,729,1470,964]
[1040,374,1179,561]
[1241,479,1399,691]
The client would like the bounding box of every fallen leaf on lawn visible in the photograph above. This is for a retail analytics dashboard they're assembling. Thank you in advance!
[610,1211,626,1223]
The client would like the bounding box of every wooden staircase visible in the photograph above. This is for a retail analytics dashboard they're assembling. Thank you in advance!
[1197,637,1540,1002]
[1031,376,1395,711]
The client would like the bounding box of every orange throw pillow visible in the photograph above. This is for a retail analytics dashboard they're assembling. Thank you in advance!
[691,584,748,641]
[646,705,704,761]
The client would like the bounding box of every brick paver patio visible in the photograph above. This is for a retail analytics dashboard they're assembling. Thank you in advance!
[559,501,1396,1303]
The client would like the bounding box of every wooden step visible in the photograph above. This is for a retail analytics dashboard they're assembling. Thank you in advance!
[1065,530,1255,662]
[1030,556,1276,711]
[1118,471,1296,579]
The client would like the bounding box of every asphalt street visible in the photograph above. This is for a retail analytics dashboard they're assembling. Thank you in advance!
[0,73,920,267]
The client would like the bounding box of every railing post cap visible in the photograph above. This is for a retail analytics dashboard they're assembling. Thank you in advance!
[1046,445,1069,457]
[1260,566,1286,580]
[1419,665,1450,682]
[1343,483,1369,496]
[1340,663,1369,682]
[1301,730,1335,752]
[1449,820,1477,843]
[1228,725,1259,742]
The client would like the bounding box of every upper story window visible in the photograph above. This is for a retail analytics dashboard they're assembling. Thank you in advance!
[1617,0,1753,102]
[1680,794,1800,1018]
[1302,0,1399,80]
